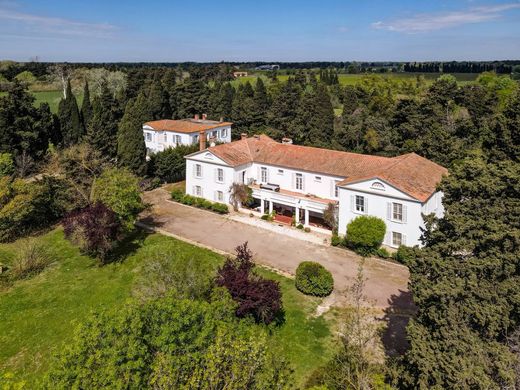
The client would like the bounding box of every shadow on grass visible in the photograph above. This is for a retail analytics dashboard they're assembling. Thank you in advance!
[105,228,151,264]
[381,290,416,357]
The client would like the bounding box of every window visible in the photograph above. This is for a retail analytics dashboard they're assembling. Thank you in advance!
[261,167,268,183]
[295,173,303,190]
[163,133,168,142]
[355,195,365,213]
[193,135,199,144]
[216,168,224,182]
[315,176,322,182]
[277,169,284,175]
[212,130,218,138]
[392,232,402,247]
[195,164,202,178]
[175,135,181,144]
[216,191,224,202]
[146,132,152,142]
[392,203,403,222]
[195,186,202,196]
[222,128,227,137]
[371,181,385,190]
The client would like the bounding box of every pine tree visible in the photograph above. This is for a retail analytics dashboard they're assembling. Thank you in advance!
[0,81,51,164]
[80,81,93,130]
[290,83,334,146]
[251,78,270,130]
[117,94,148,176]
[58,79,83,146]
[400,157,520,389]
[147,77,171,119]
[86,83,121,159]
[267,77,302,136]
[231,82,256,138]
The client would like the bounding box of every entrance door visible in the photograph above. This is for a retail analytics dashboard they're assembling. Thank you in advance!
[242,171,246,184]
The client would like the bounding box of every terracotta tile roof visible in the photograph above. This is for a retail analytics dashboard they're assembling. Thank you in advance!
[144,119,233,134]
[202,135,448,202]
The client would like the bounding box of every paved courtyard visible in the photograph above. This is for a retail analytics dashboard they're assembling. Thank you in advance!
[141,188,413,312]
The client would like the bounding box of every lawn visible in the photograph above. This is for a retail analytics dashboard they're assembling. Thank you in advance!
[0,90,83,114]
[0,229,337,388]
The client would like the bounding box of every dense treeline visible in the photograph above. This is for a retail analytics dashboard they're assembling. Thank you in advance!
[2,60,519,84]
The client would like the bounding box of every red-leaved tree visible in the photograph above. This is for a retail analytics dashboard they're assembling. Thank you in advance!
[216,242,283,324]
[63,202,121,263]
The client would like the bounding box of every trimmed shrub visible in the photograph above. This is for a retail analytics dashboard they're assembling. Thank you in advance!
[170,188,184,202]
[260,214,269,221]
[330,234,342,247]
[304,227,311,233]
[216,242,283,324]
[211,202,229,214]
[171,192,229,215]
[296,224,304,230]
[295,261,334,297]
[10,239,51,279]
[63,202,121,262]
[345,216,386,256]
[375,247,391,259]
[392,245,417,265]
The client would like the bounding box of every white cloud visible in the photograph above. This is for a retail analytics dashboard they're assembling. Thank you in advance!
[372,3,520,33]
[0,7,117,38]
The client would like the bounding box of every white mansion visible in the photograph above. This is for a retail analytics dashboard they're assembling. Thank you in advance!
[185,134,448,248]
[143,114,232,154]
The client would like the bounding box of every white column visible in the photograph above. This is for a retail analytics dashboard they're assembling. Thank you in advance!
[260,198,265,214]
[304,209,310,226]
[268,200,273,214]
[295,206,300,224]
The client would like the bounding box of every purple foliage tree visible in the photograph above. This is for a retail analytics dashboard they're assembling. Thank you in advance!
[63,202,121,262]
[216,242,282,324]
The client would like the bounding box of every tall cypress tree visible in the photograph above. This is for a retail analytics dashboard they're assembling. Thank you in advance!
[80,81,93,131]
[251,78,270,130]
[58,79,82,146]
[117,93,149,176]
[86,83,120,158]
[267,77,302,136]
[290,83,334,146]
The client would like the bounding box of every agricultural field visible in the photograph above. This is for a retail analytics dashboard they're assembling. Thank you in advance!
[0,229,338,388]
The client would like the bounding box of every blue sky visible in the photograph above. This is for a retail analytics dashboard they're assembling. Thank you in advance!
[0,0,519,62]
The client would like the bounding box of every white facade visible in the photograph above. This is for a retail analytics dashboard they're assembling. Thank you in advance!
[143,124,231,154]
[337,179,435,248]
[185,147,445,248]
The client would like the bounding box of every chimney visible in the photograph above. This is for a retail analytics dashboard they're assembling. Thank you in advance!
[281,137,293,145]
[202,113,207,120]
[241,133,248,140]
[219,116,224,122]
[194,114,200,120]
[199,130,206,151]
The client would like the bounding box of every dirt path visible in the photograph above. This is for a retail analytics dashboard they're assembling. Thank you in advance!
[140,188,413,313]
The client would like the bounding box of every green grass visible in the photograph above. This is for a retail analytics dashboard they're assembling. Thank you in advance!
[0,90,83,114]
[0,229,337,388]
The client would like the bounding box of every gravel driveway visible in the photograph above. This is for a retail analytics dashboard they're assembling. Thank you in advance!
[140,188,413,313]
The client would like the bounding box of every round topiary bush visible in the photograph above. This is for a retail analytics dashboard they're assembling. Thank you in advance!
[345,215,386,256]
[295,261,334,297]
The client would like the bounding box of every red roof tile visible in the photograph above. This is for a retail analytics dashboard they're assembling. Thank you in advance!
[200,135,448,202]
[144,119,233,134]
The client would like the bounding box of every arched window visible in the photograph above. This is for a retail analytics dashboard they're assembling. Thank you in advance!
[371,181,385,190]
